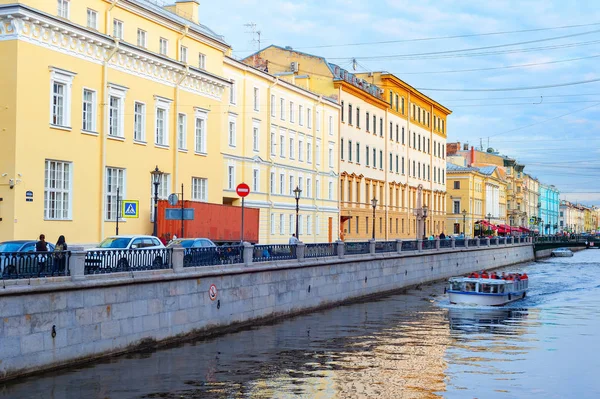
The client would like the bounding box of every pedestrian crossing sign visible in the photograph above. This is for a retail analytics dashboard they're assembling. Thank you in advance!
[122,200,139,218]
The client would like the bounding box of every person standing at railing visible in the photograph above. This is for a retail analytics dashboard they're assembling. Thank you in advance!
[53,235,68,274]
[289,234,299,257]
[35,234,49,275]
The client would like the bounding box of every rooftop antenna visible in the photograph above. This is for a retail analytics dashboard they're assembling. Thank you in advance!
[480,138,483,151]
[244,22,261,52]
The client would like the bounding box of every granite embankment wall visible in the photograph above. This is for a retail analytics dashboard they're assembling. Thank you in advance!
[0,243,534,381]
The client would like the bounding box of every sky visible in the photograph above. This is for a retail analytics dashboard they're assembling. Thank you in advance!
[194,0,600,205]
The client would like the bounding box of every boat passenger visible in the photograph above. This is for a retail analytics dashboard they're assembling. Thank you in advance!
[469,272,479,278]
[501,272,507,279]
[491,272,499,279]
[522,273,528,279]
[481,271,489,278]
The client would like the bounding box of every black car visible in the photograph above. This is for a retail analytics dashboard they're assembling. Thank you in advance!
[167,238,242,266]
[0,240,58,277]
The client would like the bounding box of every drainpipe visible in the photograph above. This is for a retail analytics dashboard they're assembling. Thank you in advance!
[100,38,120,241]
[106,0,120,32]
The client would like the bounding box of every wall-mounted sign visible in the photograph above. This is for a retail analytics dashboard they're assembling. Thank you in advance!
[25,191,33,202]
[122,200,139,218]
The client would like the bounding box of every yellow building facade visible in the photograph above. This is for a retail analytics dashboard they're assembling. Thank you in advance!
[243,46,451,240]
[0,1,339,245]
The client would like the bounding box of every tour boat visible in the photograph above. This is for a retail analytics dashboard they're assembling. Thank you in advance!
[446,274,528,306]
[550,247,574,257]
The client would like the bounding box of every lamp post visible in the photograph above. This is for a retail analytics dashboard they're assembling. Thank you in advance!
[294,186,302,240]
[487,212,492,236]
[423,205,428,240]
[462,209,467,236]
[371,197,378,240]
[151,165,163,237]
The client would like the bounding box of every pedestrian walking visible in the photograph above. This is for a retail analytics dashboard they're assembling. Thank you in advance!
[53,235,68,274]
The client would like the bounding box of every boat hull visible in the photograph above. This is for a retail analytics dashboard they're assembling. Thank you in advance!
[551,252,573,257]
[448,291,527,306]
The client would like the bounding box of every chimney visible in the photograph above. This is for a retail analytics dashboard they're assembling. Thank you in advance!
[446,142,460,156]
[165,0,200,24]
[470,146,475,167]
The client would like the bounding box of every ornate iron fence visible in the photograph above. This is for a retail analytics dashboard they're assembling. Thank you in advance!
[85,248,172,274]
[422,240,435,250]
[375,241,397,253]
[183,246,242,267]
[499,237,506,245]
[468,239,478,247]
[305,243,337,258]
[490,238,499,246]
[1,251,70,279]
[253,244,296,263]
[402,240,418,251]
[440,239,453,248]
[455,239,466,247]
[344,241,370,255]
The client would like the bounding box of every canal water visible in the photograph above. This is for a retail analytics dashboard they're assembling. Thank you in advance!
[2,250,600,398]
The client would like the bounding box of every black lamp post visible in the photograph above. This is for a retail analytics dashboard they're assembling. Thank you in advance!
[294,186,302,240]
[151,165,163,237]
[422,205,428,240]
[462,209,467,236]
[371,197,378,240]
[487,212,492,235]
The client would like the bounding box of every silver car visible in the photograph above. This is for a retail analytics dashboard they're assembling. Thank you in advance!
[85,235,167,272]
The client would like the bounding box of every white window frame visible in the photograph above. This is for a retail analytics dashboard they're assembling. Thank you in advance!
[107,84,127,138]
[307,108,312,129]
[229,79,237,105]
[328,115,333,136]
[280,98,285,120]
[279,173,285,194]
[253,87,260,111]
[137,29,147,48]
[177,113,187,150]
[180,45,188,63]
[315,141,321,166]
[159,37,168,56]
[57,0,70,19]
[44,160,72,220]
[228,114,237,147]
[270,94,276,117]
[227,165,235,190]
[195,108,208,154]
[307,140,312,164]
[316,179,320,199]
[49,67,75,128]
[86,9,98,29]
[105,167,125,221]
[154,96,172,147]
[280,214,285,235]
[299,104,304,126]
[253,168,260,192]
[298,138,304,162]
[279,132,286,158]
[270,172,275,194]
[270,213,276,235]
[306,178,312,197]
[198,53,206,69]
[328,181,334,200]
[328,143,334,168]
[316,110,321,132]
[290,101,295,123]
[133,101,146,142]
[252,120,260,152]
[192,177,208,202]
[113,19,124,39]
[270,129,276,156]
[82,88,97,133]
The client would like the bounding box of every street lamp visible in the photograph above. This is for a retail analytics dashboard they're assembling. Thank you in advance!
[487,212,492,236]
[423,205,429,240]
[462,209,467,237]
[294,186,302,240]
[151,165,163,237]
[371,197,378,240]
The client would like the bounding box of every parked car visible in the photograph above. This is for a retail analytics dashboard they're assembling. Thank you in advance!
[0,240,56,276]
[167,238,242,266]
[85,235,166,272]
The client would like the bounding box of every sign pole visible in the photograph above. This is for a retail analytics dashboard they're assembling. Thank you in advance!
[241,197,245,244]
[116,186,120,236]
[236,183,250,244]
[181,184,184,239]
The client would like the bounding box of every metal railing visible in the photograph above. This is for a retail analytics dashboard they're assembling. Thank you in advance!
[344,241,370,255]
[253,244,297,263]
[455,239,466,248]
[468,239,478,247]
[499,237,507,245]
[1,251,70,279]
[402,240,418,251]
[490,239,498,246]
[305,243,337,258]
[440,239,453,249]
[85,248,172,274]
[183,246,242,267]
[422,240,435,250]
[375,241,397,253]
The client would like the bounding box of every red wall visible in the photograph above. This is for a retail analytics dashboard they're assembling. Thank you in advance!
[157,200,260,243]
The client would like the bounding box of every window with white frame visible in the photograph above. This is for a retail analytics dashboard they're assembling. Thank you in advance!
[229,79,236,104]
[307,108,312,128]
[154,97,172,146]
[289,214,295,235]
[289,176,294,195]
[150,173,170,222]
[137,29,147,47]
[279,173,285,194]
[299,105,303,125]
[105,167,125,221]
[57,0,70,18]
[328,181,333,200]
[270,130,276,155]
[307,215,312,236]
[280,214,285,235]
[306,178,312,197]
[298,215,303,235]
[179,46,188,63]
[270,172,275,194]
[195,109,208,154]
[328,144,334,167]
[270,94,276,116]
[279,132,285,157]
[50,68,75,128]
[177,113,186,150]
[316,179,320,198]
[82,89,96,132]
[253,87,259,111]
[192,177,207,202]
[290,101,295,122]
[316,215,320,235]
[108,84,127,137]
[328,115,333,135]
[159,38,168,55]
[252,121,260,152]
[227,165,235,189]
[113,19,123,39]
[198,53,206,69]
[252,169,260,192]
[133,102,146,141]
[280,98,285,120]
[228,115,236,147]
[44,160,71,220]
[298,139,304,161]
[316,110,321,132]
[307,141,312,164]
[315,142,321,165]
[87,9,97,29]
[270,213,275,234]
[289,137,295,159]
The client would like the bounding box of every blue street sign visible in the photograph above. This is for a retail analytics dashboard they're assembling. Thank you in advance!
[165,208,195,221]
[122,200,139,218]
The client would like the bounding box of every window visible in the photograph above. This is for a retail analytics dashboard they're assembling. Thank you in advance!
[289,176,294,195]
[316,179,320,198]
[50,68,75,128]
[453,200,461,214]
[280,133,285,157]
[270,172,275,194]
[328,115,333,135]
[180,46,188,63]
[348,140,352,162]
[44,160,71,220]
[155,98,172,146]
[379,150,383,169]
[366,146,370,166]
[133,102,146,142]
[356,142,360,164]
[113,19,123,39]
[280,173,285,194]
[253,87,259,111]
[341,101,345,122]
[280,98,285,120]
[328,181,334,200]
[348,104,352,125]
[87,9,97,29]
[82,89,96,132]
[149,173,170,221]
[306,178,312,197]
[315,142,321,165]
[227,166,235,189]
[289,214,295,235]
[379,118,383,137]
[307,142,312,163]
[159,38,168,55]
[366,112,370,131]
[253,123,260,152]
[177,113,186,150]
[307,108,312,129]
[270,131,276,155]
[299,105,303,125]
[373,148,376,168]
[373,115,377,135]
[389,153,393,171]
[402,156,405,174]
[105,167,125,220]
[402,127,405,144]
[418,162,421,179]
[290,101,295,122]
[198,53,206,69]
[395,155,399,173]
[328,146,334,168]
[356,107,360,128]
[271,95,276,116]
[389,122,393,140]
[418,134,421,151]
[57,0,70,18]
[137,29,147,47]
[454,181,460,189]
[195,111,207,154]
[229,80,236,105]
[228,116,236,147]
[192,177,207,202]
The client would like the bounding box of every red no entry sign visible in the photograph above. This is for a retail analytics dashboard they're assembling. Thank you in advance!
[236,183,250,198]
[209,284,218,301]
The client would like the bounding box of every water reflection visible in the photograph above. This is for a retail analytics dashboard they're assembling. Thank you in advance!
[447,307,529,335]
